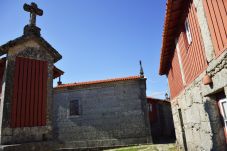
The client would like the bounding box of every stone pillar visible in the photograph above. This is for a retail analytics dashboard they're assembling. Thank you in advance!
[193,0,215,62]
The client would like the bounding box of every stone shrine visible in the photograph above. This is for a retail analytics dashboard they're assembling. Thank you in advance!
[0,2,63,150]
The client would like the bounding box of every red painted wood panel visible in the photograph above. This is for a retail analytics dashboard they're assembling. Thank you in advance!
[167,2,207,99]
[168,49,184,98]
[16,57,24,127]
[217,0,227,34]
[29,59,36,126]
[38,60,43,126]
[147,99,158,123]
[25,58,32,126]
[33,60,39,126]
[11,57,48,128]
[20,58,28,127]
[203,0,227,56]
[178,2,207,85]
[42,61,48,126]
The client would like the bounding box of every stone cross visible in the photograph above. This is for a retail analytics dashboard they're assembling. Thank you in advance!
[23,2,43,26]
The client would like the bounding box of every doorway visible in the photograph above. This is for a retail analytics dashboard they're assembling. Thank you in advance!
[217,92,227,143]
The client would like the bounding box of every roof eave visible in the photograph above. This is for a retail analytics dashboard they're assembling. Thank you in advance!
[159,0,189,75]
[55,76,144,89]
[0,35,62,63]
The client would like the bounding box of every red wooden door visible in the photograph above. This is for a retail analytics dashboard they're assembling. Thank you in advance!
[11,57,48,128]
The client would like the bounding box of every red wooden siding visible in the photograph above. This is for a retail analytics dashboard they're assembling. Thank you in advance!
[167,2,207,99]
[147,99,158,123]
[203,0,227,56]
[178,2,207,84]
[11,57,48,128]
[168,49,184,98]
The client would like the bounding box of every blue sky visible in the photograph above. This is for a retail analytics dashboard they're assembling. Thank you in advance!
[0,0,168,98]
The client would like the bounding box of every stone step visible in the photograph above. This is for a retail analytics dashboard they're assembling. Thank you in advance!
[55,144,178,151]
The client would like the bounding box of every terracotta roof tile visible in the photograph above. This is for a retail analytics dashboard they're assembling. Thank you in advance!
[55,75,144,89]
[147,96,170,104]
[53,66,64,79]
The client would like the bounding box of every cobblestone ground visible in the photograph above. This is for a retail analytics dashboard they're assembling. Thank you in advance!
[105,144,178,151]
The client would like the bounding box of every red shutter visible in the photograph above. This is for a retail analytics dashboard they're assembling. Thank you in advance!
[11,57,48,128]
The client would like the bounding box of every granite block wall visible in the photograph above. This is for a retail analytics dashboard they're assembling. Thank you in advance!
[53,78,152,148]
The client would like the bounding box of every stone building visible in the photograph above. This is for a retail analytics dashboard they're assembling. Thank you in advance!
[147,97,175,143]
[159,0,227,150]
[53,76,152,148]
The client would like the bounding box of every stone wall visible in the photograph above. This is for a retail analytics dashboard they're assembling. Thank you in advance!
[171,51,227,151]
[53,78,152,148]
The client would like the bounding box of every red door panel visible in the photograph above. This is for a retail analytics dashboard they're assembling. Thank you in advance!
[11,57,48,128]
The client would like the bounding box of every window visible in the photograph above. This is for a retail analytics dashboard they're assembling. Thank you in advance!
[184,19,192,45]
[69,100,79,116]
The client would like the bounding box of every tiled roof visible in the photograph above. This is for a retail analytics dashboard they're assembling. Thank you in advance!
[53,66,64,79]
[55,75,144,89]
[147,96,169,104]
[159,0,189,75]
[147,96,164,101]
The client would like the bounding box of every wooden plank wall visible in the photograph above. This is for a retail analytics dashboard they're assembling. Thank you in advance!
[168,49,184,99]
[178,2,207,84]
[147,98,158,123]
[11,57,48,128]
[167,2,208,99]
[203,0,227,56]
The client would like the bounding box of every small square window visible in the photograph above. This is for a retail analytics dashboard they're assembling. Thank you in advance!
[184,19,192,45]
[69,100,79,116]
